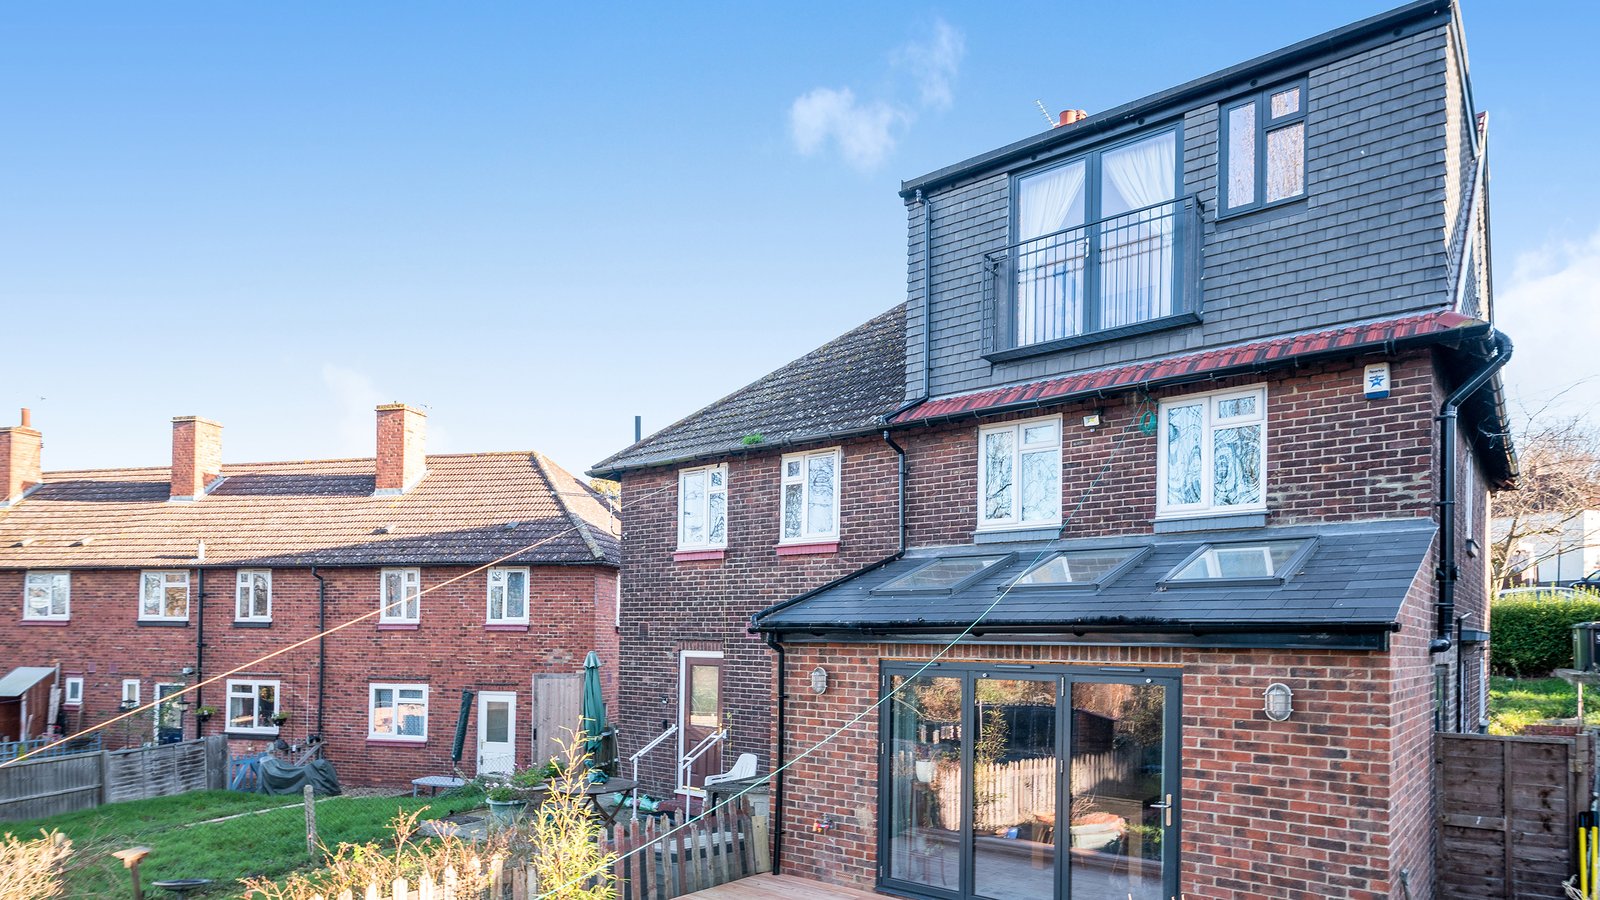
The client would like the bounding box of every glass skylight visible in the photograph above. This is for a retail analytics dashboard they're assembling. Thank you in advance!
[873,555,1012,595]
[1009,548,1145,589]
[1167,539,1311,583]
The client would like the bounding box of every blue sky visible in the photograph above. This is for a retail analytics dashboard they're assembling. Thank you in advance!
[3,1,1596,477]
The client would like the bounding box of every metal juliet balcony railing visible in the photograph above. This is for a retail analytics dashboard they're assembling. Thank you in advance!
[982,195,1203,358]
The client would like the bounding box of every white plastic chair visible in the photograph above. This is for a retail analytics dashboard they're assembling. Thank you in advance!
[703,752,758,788]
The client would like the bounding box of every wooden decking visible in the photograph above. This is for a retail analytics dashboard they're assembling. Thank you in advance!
[682,873,880,899]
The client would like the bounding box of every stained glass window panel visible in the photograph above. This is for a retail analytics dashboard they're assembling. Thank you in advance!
[1164,404,1204,506]
[1270,86,1300,117]
[1213,424,1262,507]
[1266,123,1305,202]
[783,483,803,538]
[708,491,727,544]
[1019,449,1060,524]
[1227,104,1257,209]
[1216,394,1257,419]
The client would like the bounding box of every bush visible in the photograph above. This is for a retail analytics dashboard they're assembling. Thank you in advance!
[1490,597,1600,676]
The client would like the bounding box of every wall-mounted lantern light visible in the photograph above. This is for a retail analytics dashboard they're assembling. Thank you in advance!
[1264,682,1294,721]
[810,666,829,695]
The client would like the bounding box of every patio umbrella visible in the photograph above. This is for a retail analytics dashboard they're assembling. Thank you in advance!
[581,651,608,761]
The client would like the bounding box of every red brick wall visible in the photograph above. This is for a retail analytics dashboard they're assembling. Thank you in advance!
[0,562,617,786]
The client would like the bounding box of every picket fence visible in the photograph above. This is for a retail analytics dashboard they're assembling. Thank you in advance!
[935,749,1141,831]
[303,801,769,900]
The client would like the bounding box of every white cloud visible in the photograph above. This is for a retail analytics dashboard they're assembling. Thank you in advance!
[787,19,965,171]
[320,363,386,456]
[894,19,965,111]
[789,87,906,171]
[1496,227,1600,422]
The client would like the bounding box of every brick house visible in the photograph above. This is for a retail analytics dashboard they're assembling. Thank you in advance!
[0,404,619,787]
[593,2,1511,897]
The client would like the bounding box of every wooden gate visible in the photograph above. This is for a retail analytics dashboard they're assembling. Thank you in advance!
[531,673,582,765]
[1437,732,1594,898]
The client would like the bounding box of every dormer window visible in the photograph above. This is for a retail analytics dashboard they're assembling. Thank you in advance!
[989,128,1196,357]
[1221,79,1307,214]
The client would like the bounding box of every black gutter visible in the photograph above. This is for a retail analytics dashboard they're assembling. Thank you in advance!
[312,566,328,738]
[1431,331,1512,663]
[193,568,205,739]
[754,618,1399,637]
[899,0,1450,198]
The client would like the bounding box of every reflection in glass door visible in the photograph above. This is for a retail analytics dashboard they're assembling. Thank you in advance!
[973,678,1058,900]
[886,674,963,892]
[1067,681,1168,900]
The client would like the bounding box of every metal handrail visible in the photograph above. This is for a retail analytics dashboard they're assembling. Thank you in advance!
[628,723,676,811]
[678,727,728,797]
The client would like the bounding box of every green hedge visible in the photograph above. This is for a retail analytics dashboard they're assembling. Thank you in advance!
[1491,598,1600,676]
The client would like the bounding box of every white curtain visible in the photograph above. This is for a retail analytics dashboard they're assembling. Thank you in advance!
[1016,162,1086,344]
[1101,132,1176,326]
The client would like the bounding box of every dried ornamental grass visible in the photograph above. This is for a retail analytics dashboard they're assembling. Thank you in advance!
[523,735,616,900]
[0,830,73,900]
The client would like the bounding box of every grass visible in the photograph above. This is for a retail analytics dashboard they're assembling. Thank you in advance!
[1488,675,1600,734]
[1,787,486,898]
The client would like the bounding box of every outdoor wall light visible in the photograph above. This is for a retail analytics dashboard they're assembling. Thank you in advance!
[810,666,829,695]
[1264,682,1294,721]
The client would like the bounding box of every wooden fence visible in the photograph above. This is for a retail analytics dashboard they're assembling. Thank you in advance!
[933,748,1140,832]
[1436,731,1594,898]
[0,735,226,822]
[296,802,770,900]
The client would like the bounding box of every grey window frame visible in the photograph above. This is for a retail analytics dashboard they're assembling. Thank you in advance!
[1002,546,1151,592]
[870,553,1018,596]
[1219,77,1309,216]
[1159,537,1318,588]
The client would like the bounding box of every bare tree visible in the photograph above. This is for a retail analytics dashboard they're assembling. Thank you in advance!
[1489,412,1600,591]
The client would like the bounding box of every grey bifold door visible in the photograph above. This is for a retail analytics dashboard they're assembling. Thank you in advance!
[880,664,1179,900]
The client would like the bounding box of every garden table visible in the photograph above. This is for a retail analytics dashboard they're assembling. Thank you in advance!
[528,776,638,826]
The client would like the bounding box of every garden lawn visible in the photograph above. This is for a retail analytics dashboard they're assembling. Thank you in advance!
[2,787,485,898]
[1489,675,1600,734]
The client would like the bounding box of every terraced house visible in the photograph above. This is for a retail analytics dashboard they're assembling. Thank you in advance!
[0,404,619,787]
[593,1,1509,897]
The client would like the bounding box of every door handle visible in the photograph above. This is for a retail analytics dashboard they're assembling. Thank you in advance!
[1151,793,1173,827]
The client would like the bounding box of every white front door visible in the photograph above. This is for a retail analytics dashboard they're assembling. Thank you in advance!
[477,691,517,776]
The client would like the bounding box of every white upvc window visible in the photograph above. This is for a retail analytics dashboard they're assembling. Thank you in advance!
[779,448,842,543]
[235,570,272,622]
[1157,385,1268,518]
[677,464,728,551]
[226,679,280,734]
[978,416,1063,531]
[380,568,421,624]
[139,570,190,622]
[121,679,141,706]
[64,676,83,706]
[23,571,70,621]
[369,683,428,742]
[487,567,529,624]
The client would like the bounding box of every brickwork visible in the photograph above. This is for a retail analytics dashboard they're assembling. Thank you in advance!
[375,404,427,492]
[0,563,618,786]
[170,416,223,500]
[0,421,42,505]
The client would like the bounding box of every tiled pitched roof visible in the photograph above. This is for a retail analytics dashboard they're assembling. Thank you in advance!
[895,310,1488,424]
[590,303,907,476]
[0,452,619,569]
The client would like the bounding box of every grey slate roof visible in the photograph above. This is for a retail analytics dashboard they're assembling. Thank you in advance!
[752,519,1435,638]
[590,303,907,476]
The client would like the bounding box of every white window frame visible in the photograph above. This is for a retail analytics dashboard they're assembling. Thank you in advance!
[379,568,422,624]
[368,682,429,742]
[225,678,281,734]
[486,566,530,625]
[121,679,141,706]
[139,570,191,622]
[235,569,273,623]
[23,571,70,621]
[676,463,729,551]
[64,676,83,706]
[977,415,1063,532]
[1156,385,1269,519]
[779,447,843,543]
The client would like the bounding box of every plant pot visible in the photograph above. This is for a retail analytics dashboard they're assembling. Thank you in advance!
[486,798,527,825]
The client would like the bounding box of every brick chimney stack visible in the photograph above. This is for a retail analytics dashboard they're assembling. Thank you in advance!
[374,403,427,495]
[0,408,42,507]
[170,416,223,502]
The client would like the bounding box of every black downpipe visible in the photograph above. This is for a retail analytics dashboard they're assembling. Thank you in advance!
[762,631,787,875]
[312,567,328,738]
[883,430,908,553]
[193,569,205,739]
[1430,331,1512,737]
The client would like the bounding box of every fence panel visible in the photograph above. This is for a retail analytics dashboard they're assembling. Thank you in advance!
[1437,732,1593,898]
[0,735,225,821]
[0,749,102,821]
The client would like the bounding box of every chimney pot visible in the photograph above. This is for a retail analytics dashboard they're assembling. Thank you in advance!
[1056,109,1088,127]
[20,408,30,428]
[170,416,223,502]
[374,404,428,494]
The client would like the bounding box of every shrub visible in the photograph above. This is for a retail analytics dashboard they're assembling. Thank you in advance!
[0,830,72,900]
[1490,597,1600,676]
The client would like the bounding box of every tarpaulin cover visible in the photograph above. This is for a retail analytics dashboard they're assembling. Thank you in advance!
[255,757,343,796]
